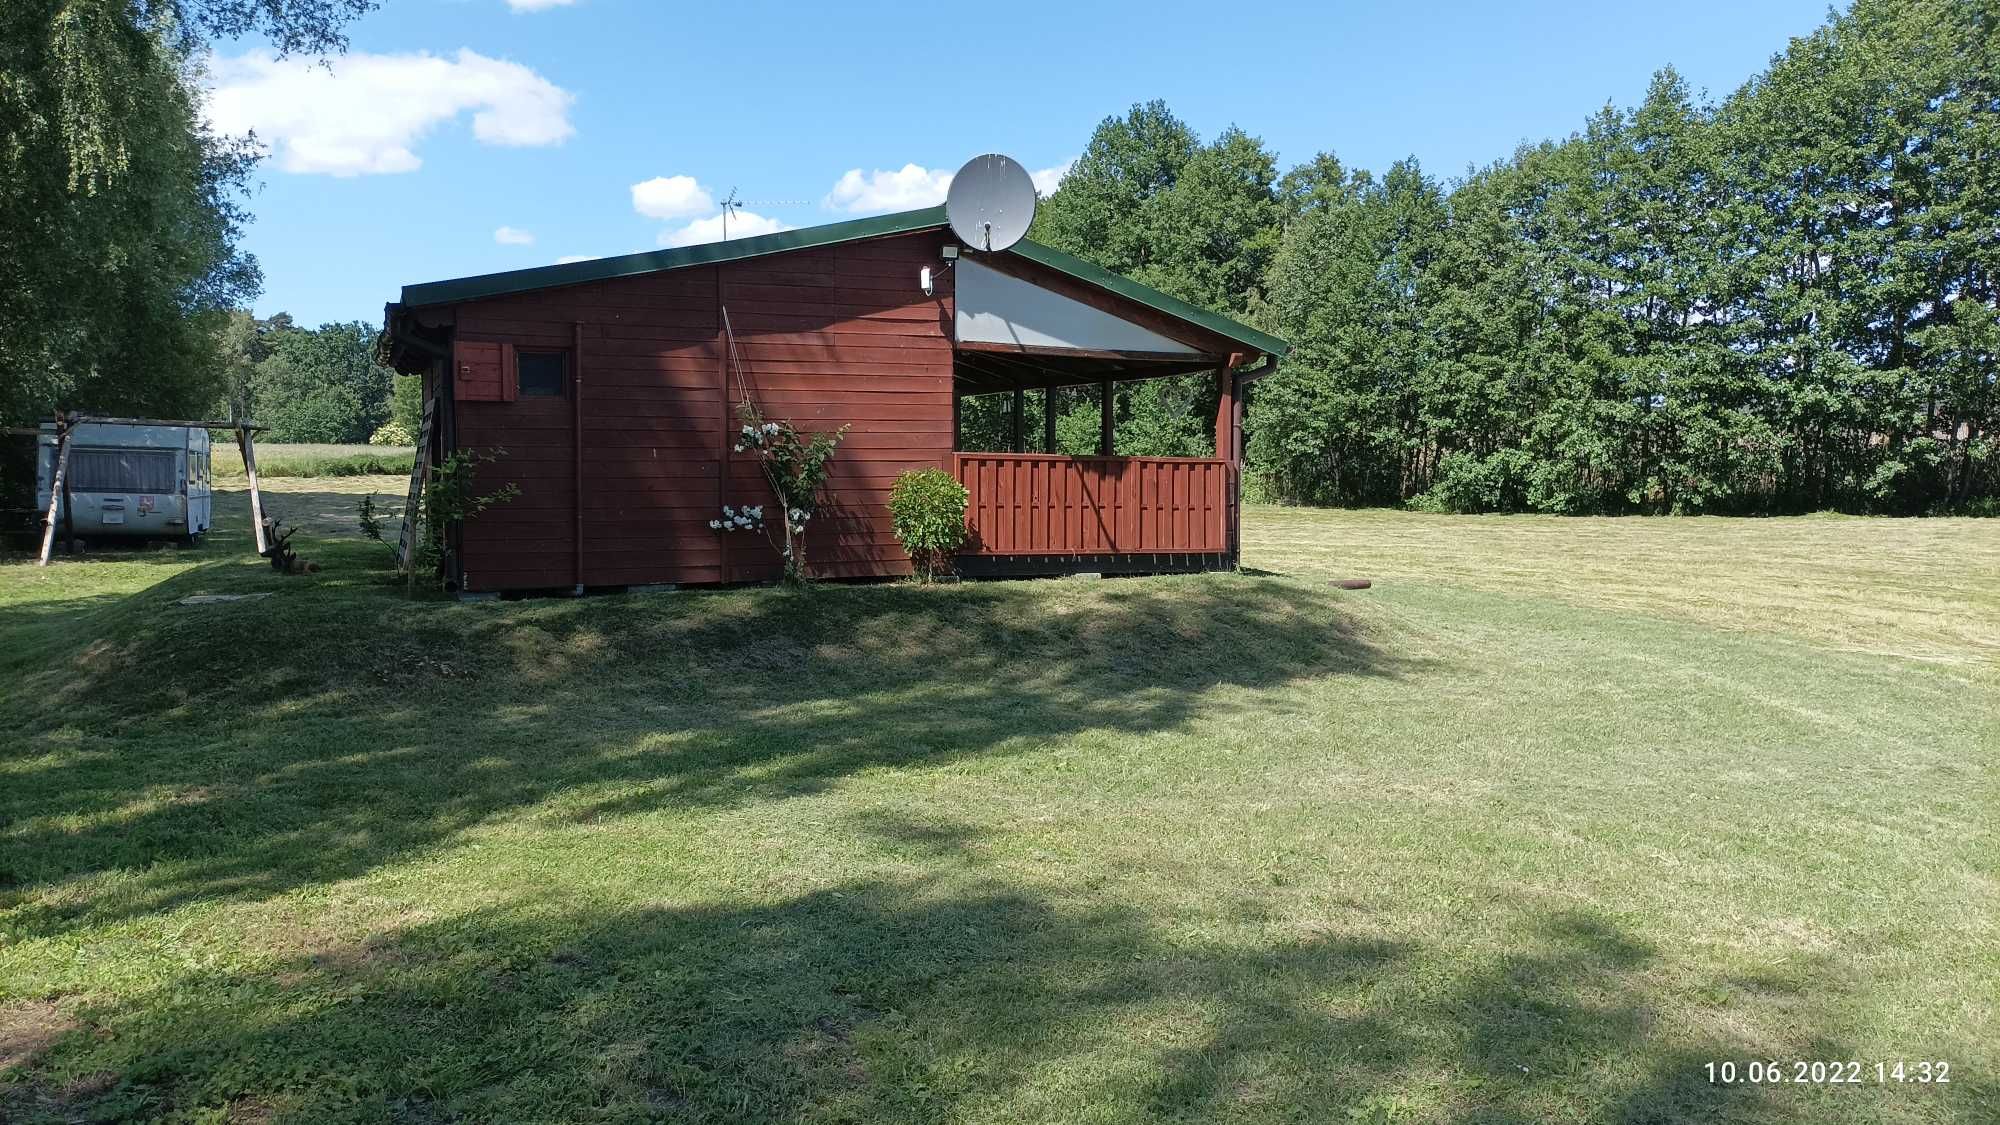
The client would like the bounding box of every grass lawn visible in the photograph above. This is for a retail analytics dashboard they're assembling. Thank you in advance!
[1,482,1994,1123]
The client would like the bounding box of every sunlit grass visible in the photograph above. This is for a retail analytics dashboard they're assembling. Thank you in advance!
[1,487,1994,1123]
[211,442,413,479]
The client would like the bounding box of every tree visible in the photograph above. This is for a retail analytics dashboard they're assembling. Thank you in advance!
[1032,101,1284,456]
[1246,0,1997,515]
[0,0,373,426]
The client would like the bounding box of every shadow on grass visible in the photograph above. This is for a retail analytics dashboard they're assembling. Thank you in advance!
[4,860,1828,1124]
[0,512,1402,938]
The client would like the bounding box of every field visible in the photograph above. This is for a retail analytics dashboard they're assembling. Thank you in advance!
[211,442,415,479]
[1,476,1994,1124]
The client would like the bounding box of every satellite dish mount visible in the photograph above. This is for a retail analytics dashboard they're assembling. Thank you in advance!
[946,154,1036,253]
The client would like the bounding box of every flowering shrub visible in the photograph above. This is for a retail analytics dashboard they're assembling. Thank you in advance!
[708,504,763,532]
[888,468,969,582]
[716,403,848,583]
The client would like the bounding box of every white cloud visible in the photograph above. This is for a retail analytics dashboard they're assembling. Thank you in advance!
[205,48,575,176]
[630,175,715,220]
[494,225,535,245]
[506,0,577,9]
[824,163,954,213]
[555,254,598,264]
[1031,159,1074,196]
[822,157,1077,214]
[658,210,791,248]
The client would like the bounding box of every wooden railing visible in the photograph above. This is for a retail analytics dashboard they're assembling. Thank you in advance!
[955,452,1232,555]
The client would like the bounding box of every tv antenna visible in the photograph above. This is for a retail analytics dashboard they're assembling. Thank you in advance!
[946,155,1036,252]
[719,187,811,240]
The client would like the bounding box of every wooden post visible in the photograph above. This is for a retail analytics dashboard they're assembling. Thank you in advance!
[36,418,71,566]
[1214,359,1240,464]
[952,391,961,452]
[238,422,268,554]
[1098,380,1114,456]
[1214,353,1245,562]
[1010,389,1024,453]
[1043,386,1059,453]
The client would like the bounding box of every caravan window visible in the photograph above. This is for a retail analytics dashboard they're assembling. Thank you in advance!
[69,448,177,493]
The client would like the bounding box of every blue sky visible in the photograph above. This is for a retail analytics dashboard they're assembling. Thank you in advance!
[212,0,1836,326]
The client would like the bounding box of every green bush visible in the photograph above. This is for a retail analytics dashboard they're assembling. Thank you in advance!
[888,468,969,583]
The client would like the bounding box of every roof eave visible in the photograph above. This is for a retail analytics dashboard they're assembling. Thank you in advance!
[400,206,950,308]
[1007,239,1289,359]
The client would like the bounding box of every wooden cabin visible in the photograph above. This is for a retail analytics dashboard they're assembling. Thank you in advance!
[383,206,1285,592]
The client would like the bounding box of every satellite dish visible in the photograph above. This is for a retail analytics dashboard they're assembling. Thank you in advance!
[947,154,1036,252]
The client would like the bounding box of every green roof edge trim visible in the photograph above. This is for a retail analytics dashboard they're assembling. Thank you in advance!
[400,206,947,308]
[400,205,1286,358]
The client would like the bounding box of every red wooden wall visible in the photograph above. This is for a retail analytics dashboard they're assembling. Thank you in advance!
[445,229,953,590]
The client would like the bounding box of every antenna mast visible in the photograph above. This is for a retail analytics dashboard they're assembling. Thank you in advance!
[717,187,809,241]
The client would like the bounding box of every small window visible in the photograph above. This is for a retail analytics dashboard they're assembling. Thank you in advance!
[518,350,567,397]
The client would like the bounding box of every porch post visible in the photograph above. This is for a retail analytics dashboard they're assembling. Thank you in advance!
[1098,380,1114,455]
[1216,355,1244,564]
[1214,361,1239,464]
[1009,389,1024,452]
[952,391,960,451]
[1043,387,1058,452]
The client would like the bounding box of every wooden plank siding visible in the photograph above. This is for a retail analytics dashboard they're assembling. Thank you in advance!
[445,230,954,590]
[954,453,1230,555]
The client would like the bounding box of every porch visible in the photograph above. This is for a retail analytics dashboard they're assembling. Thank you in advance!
[935,240,1283,577]
[948,368,1250,575]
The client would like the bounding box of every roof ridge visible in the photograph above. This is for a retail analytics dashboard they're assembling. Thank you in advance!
[398,203,1285,357]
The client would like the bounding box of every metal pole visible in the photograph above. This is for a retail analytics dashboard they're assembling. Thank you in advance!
[1098,381,1114,456]
[573,321,586,595]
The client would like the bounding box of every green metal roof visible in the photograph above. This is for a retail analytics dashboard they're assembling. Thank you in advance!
[399,205,1286,358]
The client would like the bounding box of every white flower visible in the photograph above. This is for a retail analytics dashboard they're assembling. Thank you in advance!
[708,519,722,530]
[763,422,779,433]
[789,507,802,518]
[741,424,755,435]
[733,443,744,453]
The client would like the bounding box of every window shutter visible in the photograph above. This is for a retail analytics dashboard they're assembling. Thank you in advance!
[502,343,519,402]
[453,340,504,402]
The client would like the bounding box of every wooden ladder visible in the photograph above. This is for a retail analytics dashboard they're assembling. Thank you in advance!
[396,392,437,576]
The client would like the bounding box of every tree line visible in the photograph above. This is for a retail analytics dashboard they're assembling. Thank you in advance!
[4,0,1990,514]
[1004,0,1997,514]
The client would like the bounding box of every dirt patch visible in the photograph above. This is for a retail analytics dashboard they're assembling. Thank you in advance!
[228,1095,278,1123]
[0,999,77,1073]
